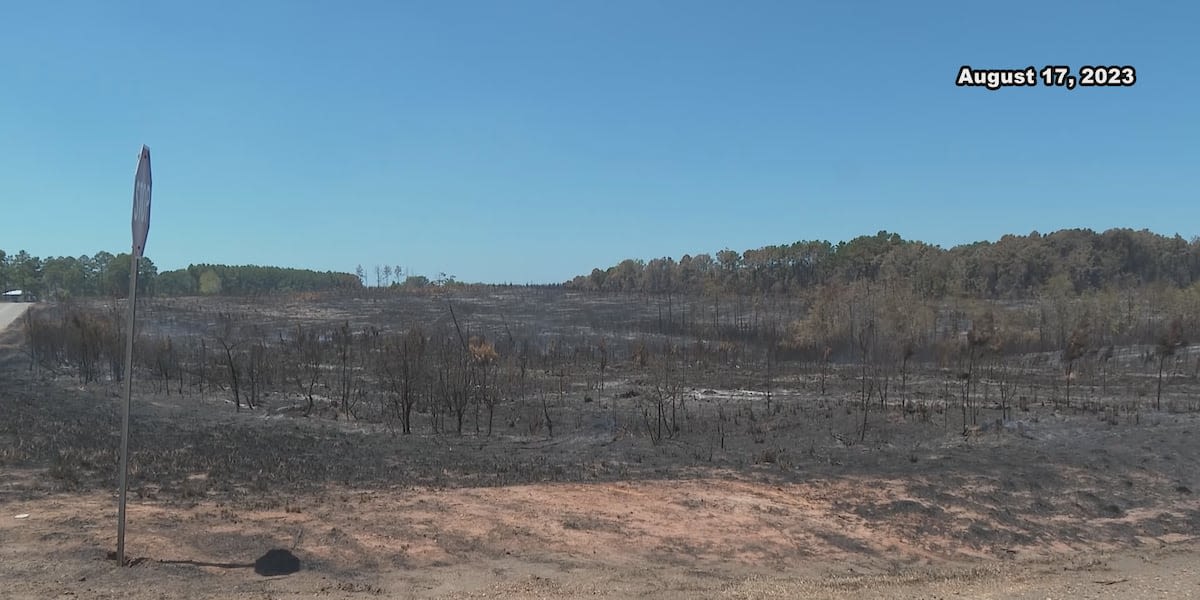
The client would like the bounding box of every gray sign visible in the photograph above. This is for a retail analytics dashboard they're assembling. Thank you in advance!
[132,145,152,257]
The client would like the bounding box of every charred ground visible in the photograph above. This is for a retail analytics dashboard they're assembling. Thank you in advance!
[2,287,1200,598]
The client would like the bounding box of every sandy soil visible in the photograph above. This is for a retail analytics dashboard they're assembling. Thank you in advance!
[2,479,1199,599]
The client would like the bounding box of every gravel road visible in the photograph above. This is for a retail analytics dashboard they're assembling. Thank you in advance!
[0,302,29,333]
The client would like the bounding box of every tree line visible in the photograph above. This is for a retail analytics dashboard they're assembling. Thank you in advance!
[0,249,362,298]
[0,250,159,299]
[161,264,362,296]
[566,228,1200,300]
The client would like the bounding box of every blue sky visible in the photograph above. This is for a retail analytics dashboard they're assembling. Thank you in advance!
[1,1,1196,283]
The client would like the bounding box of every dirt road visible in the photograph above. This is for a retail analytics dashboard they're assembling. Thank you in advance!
[0,302,29,333]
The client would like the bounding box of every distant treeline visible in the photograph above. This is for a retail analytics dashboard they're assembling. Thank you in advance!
[159,264,362,296]
[0,250,159,298]
[8,227,1200,301]
[0,250,361,298]
[566,228,1200,299]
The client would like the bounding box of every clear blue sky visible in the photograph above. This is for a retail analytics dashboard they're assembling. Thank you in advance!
[1,1,1196,284]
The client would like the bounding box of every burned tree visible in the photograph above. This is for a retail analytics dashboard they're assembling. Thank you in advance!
[332,321,354,418]
[287,324,324,416]
[469,336,500,436]
[1062,316,1089,409]
[1155,317,1187,411]
[380,327,426,434]
[214,312,245,412]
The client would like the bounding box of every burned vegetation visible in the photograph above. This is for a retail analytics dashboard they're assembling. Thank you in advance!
[6,229,1200,582]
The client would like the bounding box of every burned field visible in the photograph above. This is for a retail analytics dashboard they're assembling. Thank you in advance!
[3,287,1200,598]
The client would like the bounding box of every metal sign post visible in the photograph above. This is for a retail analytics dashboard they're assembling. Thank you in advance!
[117,145,152,566]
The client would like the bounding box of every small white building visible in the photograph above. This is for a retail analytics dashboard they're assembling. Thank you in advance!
[3,289,33,302]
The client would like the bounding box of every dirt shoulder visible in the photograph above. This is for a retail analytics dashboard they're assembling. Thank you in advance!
[1,479,1198,599]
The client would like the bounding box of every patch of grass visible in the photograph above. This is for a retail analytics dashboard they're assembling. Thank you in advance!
[48,450,82,487]
[561,513,624,534]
